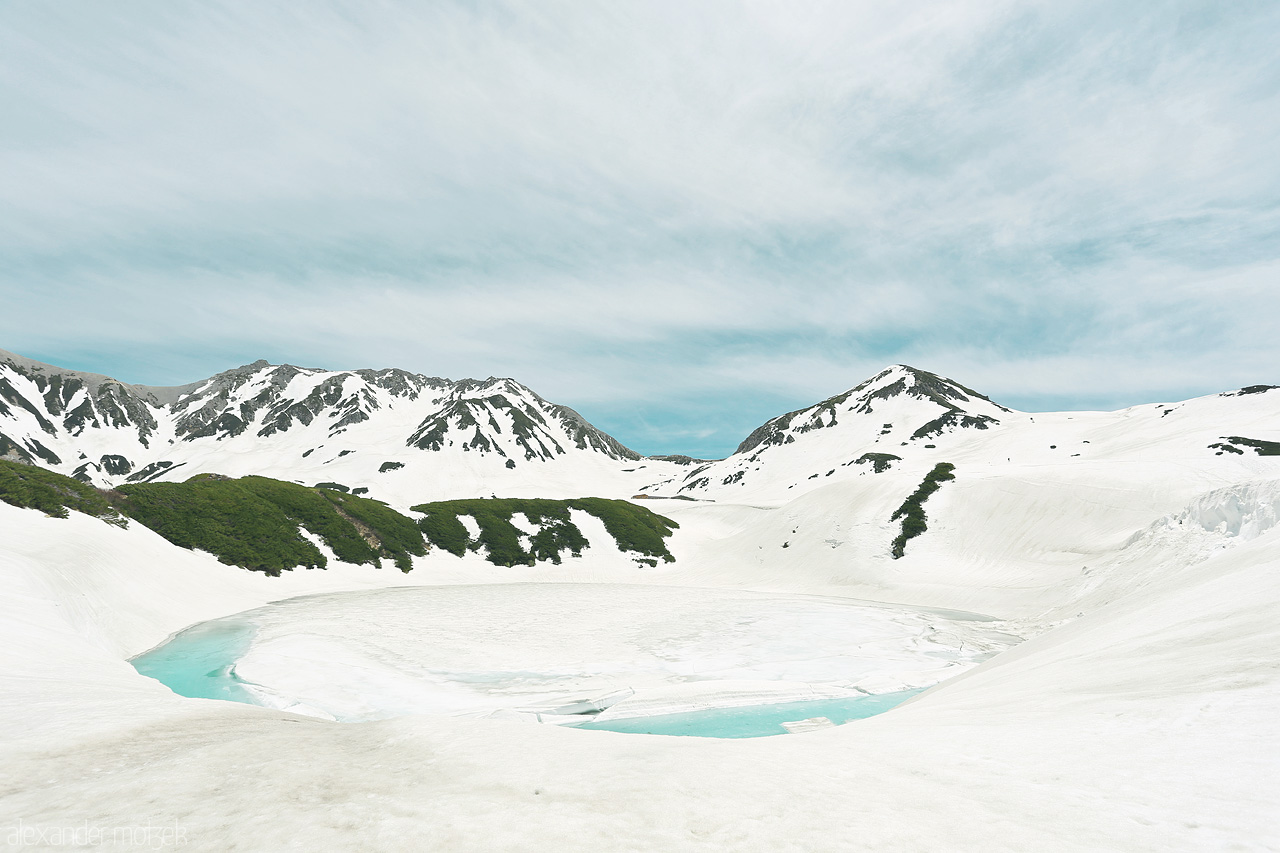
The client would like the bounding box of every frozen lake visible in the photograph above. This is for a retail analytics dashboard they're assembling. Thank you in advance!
[131,583,1021,734]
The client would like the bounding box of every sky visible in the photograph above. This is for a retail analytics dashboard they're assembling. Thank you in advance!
[2,1,1279,458]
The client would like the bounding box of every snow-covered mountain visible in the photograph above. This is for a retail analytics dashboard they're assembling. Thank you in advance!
[5,348,1278,508]
[0,348,670,503]
[647,364,1280,501]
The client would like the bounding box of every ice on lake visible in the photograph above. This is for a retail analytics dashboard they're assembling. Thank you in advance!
[131,583,1020,735]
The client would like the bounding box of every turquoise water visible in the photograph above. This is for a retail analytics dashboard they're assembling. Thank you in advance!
[130,613,927,736]
[131,619,260,703]
[571,689,927,738]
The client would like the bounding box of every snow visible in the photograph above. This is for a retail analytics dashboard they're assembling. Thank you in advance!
[780,716,835,733]
[176,584,1015,723]
[1,357,679,503]
[667,375,1280,505]
[3,370,1280,849]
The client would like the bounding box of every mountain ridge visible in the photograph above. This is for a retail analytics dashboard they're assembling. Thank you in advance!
[4,347,1278,508]
[0,348,647,499]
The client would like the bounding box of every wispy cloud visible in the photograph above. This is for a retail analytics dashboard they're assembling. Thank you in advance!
[2,1,1279,455]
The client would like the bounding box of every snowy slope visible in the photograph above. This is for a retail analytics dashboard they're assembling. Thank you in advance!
[2,472,1279,849]
[649,364,1280,505]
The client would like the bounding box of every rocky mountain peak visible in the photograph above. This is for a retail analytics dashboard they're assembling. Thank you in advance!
[0,349,645,488]
[733,365,1005,457]
[852,365,1008,412]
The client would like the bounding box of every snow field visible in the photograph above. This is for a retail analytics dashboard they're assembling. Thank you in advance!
[4,412,1280,849]
[210,584,1018,722]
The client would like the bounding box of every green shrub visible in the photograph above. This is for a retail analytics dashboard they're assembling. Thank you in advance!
[889,463,955,559]
[1,459,675,574]
[0,459,124,524]
[115,475,426,575]
[114,479,326,576]
[409,497,678,567]
[321,489,427,565]
[1216,436,1280,456]
[416,507,472,557]
[237,476,379,565]
[568,498,679,563]
[854,452,901,473]
[470,502,529,566]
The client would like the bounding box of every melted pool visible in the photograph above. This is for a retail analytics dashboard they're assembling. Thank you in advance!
[571,689,926,738]
[131,619,259,703]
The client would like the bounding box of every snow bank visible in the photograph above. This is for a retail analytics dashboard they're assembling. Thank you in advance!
[1131,478,1280,545]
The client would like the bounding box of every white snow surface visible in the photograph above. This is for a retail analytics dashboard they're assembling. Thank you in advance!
[3,365,1280,850]
[220,584,1010,722]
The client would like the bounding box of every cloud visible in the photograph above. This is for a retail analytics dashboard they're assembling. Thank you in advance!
[2,0,1279,455]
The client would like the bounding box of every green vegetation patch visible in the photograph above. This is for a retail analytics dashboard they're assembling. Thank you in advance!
[1211,436,1280,457]
[320,488,426,571]
[416,506,473,558]
[853,452,901,473]
[569,498,679,563]
[113,478,326,576]
[889,463,956,560]
[237,477,379,565]
[0,458,125,524]
[114,475,426,576]
[411,498,588,567]
[410,497,678,567]
[2,459,675,575]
